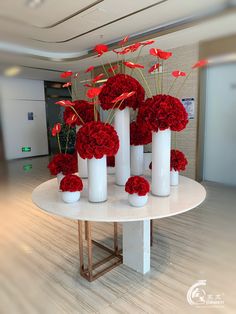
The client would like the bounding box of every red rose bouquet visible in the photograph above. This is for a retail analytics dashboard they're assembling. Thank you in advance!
[130,121,152,146]
[99,74,145,111]
[76,121,119,159]
[125,176,150,196]
[60,174,83,192]
[47,153,77,175]
[63,100,98,127]
[171,149,188,171]
[137,94,188,132]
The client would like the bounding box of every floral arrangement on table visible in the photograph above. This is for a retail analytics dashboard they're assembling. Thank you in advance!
[125,176,150,207]
[47,34,207,204]
[171,149,188,172]
[60,174,83,203]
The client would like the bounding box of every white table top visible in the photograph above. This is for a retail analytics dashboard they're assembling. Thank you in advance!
[32,175,206,222]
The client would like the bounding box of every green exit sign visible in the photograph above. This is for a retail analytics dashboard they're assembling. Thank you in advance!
[22,147,31,152]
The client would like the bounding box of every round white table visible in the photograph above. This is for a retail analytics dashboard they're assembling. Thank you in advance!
[32,175,206,279]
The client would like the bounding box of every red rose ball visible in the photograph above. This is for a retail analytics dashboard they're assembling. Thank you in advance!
[125,176,150,196]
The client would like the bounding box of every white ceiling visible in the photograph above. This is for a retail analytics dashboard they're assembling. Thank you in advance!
[0,0,235,81]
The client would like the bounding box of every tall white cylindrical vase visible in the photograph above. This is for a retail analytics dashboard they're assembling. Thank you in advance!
[114,107,130,185]
[170,170,179,186]
[131,145,144,176]
[88,156,107,202]
[152,129,171,196]
[76,126,88,178]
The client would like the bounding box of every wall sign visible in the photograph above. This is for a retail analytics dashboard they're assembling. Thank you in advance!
[22,147,31,152]
[182,98,195,119]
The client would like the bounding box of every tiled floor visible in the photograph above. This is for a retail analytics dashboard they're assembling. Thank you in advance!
[0,157,235,313]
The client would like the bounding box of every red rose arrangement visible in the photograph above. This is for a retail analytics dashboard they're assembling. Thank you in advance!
[76,121,119,159]
[130,121,152,146]
[63,100,97,126]
[47,153,77,175]
[137,94,188,132]
[125,176,150,196]
[60,174,83,192]
[99,74,145,110]
[107,156,115,167]
[171,149,188,171]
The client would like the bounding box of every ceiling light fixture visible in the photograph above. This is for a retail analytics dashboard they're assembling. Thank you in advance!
[4,66,21,77]
[25,0,45,9]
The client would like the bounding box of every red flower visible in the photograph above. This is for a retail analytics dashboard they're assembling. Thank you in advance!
[108,65,118,73]
[85,66,94,73]
[99,74,145,110]
[55,100,74,107]
[127,42,141,52]
[76,121,119,159]
[112,91,136,103]
[92,73,104,83]
[148,63,160,73]
[62,82,72,88]
[119,35,129,46]
[130,121,152,146]
[94,44,109,56]
[47,153,77,175]
[171,149,188,171]
[107,155,115,167]
[113,48,130,55]
[192,59,208,69]
[149,48,172,60]
[84,83,93,88]
[64,100,97,126]
[60,174,83,192]
[60,71,73,78]
[172,70,186,77]
[123,61,144,69]
[86,87,103,99]
[141,40,155,46]
[125,176,150,196]
[137,94,188,132]
[52,123,61,136]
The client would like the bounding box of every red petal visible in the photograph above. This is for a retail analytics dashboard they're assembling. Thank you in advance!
[84,83,93,87]
[55,100,74,107]
[141,40,155,46]
[112,91,136,103]
[62,82,72,88]
[119,35,129,46]
[66,114,77,125]
[92,73,105,83]
[108,65,118,73]
[172,70,187,77]
[86,87,102,99]
[123,61,144,69]
[94,44,109,56]
[148,63,160,73]
[60,71,73,78]
[192,59,208,69]
[149,48,161,57]
[85,66,94,73]
[52,123,61,136]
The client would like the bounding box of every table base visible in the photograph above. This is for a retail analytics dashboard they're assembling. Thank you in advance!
[78,221,123,282]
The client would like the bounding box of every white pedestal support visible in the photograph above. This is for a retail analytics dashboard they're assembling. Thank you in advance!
[122,220,150,274]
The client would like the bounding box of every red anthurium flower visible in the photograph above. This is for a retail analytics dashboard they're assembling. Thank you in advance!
[86,87,103,99]
[62,82,72,88]
[84,83,93,88]
[112,91,136,103]
[85,66,94,73]
[92,73,105,83]
[158,50,172,60]
[108,65,118,73]
[123,61,144,69]
[66,114,77,125]
[60,71,73,78]
[127,42,141,52]
[149,48,161,57]
[113,48,130,55]
[55,100,74,107]
[52,123,61,136]
[172,70,187,77]
[73,73,79,78]
[148,63,160,73]
[119,35,129,46]
[141,40,155,46]
[192,59,208,69]
[94,44,109,56]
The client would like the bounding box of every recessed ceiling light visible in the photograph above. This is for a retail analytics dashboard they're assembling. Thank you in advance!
[25,0,44,9]
[4,66,21,77]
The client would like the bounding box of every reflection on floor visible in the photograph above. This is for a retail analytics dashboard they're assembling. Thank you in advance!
[0,157,235,314]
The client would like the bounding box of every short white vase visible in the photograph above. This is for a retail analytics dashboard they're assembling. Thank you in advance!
[170,170,179,186]
[62,191,80,203]
[131,145,144,176]
[152,129,171,196]
[76,126,88,178]
[57,172,65,187]
[88,156,107,202]
[128,194,148,207]
[114,107,130,186]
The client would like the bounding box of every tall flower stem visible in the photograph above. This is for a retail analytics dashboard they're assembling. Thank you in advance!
[57,133,61,153]
[130,47,143,76]
[65,126,71,154]
[107,99,125,124]
[70,106,85,125]
[101,63,109,78]
[168,77,177,94]
[161,60,164,93]
[103,55,115,76]
[176,71,192,97]
[137,68,152,97]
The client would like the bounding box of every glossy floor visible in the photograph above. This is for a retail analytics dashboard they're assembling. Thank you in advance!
[0,157,235,314]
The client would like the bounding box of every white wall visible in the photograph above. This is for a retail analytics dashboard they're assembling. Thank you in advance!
[0,77,48,160]
[203,63,236,186]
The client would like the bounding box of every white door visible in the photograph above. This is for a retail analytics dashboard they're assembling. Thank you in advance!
[203,63,236,186]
